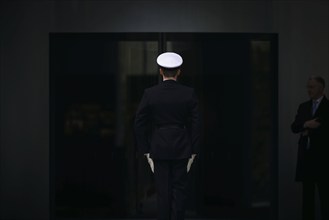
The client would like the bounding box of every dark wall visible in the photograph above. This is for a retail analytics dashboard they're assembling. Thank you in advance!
[0,1,328,220]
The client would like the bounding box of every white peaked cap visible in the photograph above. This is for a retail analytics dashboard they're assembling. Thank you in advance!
[156,52,183,68]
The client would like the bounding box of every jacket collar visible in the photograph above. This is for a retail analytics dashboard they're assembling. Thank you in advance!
[312,95,328,117]
[162,79,178,83]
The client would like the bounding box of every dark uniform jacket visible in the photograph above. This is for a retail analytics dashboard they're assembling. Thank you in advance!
[134,80,201,160]
[291,96,329,181]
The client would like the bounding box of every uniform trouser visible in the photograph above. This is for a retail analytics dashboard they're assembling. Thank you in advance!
[302,179,328,220]
[153,159,189,220]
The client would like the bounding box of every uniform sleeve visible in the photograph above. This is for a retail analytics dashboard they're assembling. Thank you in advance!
[190,89,201,154]
[134,89,151,155]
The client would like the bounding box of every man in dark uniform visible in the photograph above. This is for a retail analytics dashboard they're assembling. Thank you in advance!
[134,52,201,220]
[291,76,329,220]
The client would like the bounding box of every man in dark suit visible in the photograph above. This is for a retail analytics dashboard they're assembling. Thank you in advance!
[134,52,201,220]
[291,76,329,220]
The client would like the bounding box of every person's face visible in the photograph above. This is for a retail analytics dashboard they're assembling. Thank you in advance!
[307,79,324,100]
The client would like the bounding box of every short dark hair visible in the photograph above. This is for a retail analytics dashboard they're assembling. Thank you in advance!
[309,75,325,88]
[160,67,180,77]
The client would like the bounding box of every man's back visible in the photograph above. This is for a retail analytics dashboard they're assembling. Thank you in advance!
[147,80,194,127]
[134,80,200,160]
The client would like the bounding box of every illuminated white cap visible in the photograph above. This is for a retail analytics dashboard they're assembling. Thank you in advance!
[156,52,183,69]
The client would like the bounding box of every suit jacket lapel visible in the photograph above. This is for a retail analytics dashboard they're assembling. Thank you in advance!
[313,96,328,118]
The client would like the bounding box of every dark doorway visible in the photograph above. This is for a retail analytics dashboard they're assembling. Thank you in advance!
[50,33,277,220]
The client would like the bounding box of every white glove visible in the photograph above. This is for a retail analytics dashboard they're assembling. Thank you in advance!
[187,154,196,173]
[144,153,154,173]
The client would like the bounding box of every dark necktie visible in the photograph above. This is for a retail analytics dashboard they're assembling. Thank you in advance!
[312,100,319,116]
